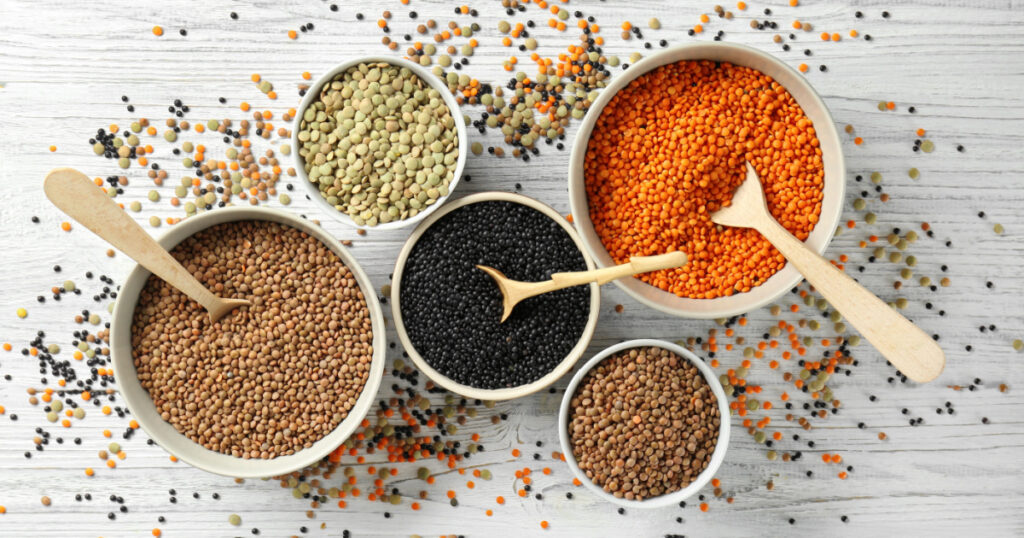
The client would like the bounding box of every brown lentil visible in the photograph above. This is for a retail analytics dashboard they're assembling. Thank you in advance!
[568,346,721,500]
[131,220,374,459]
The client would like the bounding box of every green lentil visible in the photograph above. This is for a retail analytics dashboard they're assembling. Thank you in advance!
[919,276,931,286]
[895,298,909,309]
[921,140,935,153]
[865,212,877,224]
[870,172,882,184]
[149,216,161,227]
[47,343,60,354]
[994,223,1005,234]
[118,157,130,169]
[148,190,160,202]
[853,198,866,211]
[1013,339,1023,352]
[278,194,291,205]
[73,408,86,419]
[296,62,459,226]
[88,314,101,325]
[900,268,913,279]
[62,280,76,292]
[163,130,177,143]
[649,17,662,29]
[906,255,917,267]
[498,21,511,33]
[889,252,903,264]
[108,442,121,454]
[182,141,194,153]
[228,514,241,526]
[471,141,483,155]
[525,37,538,50]
[908,168,920,179]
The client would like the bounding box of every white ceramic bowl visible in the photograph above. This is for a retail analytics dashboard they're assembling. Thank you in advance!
[391,192,601,401]
[291,56,469,231]
[567,42,846,319]
[558,339,731,509]
[110,207,387,477]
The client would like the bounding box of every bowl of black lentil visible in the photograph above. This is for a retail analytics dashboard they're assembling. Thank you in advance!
[391,192,601,400]
[109,206,387,477]
[292,57,468,230]
[559,339,730,508]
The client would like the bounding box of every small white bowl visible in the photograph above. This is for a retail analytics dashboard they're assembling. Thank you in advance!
[391,192,601,401]
[291,56,469,231]
[567,42,846,319]
[110,207,387,477]
[558,339,730,509]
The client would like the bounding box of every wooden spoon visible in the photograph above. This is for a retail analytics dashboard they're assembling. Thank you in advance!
[711,162,945,383]
[43,168,250,323]
[478,252,687,322]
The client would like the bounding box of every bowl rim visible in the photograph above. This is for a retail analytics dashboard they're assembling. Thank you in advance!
[567,42,846,319]
[290,56,469,231]
[109,206,387,477]
[390,191,601,401]
[557,338,731,509]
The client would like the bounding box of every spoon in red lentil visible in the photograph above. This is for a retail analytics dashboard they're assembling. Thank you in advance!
[478,252,687,322]
[711,163,945,383]
[43,168,250,323]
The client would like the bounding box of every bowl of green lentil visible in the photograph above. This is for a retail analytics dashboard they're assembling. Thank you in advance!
[559,339,730,508]
[391,191,601,401]
[109,206,387,477]
[292,57,468,230]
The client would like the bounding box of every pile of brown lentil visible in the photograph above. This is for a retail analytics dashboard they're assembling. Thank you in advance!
[568,346,721,500]
[130,220,373,458]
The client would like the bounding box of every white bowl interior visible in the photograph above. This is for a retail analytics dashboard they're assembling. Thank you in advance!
[558,339,731,509]
[110,207,387,477]
[568,43,846,319]
[291,56,469,231]
[391,192,601,401]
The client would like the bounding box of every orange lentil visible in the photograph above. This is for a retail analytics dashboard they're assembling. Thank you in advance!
[854,137,863,145]
[799,63,808,72]
[541,521,550,529]
[849,29,859,38]
[700,502,709,512]
[61,222,72,232]
[886,101,896,110]
[85,467,94,476]
[152,26,163,36]
[832,33,841,41]
[496,496,505,504]
[288,30,298,39]
[584,61,823,299]
[153,530,162,537]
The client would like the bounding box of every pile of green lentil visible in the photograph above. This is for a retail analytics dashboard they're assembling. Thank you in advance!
[297,61,460,226]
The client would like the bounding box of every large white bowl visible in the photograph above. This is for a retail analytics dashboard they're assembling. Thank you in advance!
[558,339,730,509]
[110,207,387,477]
[291,56,469,231]
[391,192,601,401]
[568,42,845,319]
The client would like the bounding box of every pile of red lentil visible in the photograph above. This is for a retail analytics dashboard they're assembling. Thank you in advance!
[584,59,824,299]
[1,1,1018,536]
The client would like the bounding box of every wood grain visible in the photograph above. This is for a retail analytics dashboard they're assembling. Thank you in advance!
[1,0,1023,537]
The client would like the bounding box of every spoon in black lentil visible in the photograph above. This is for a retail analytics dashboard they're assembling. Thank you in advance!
[711,162,945,383]
[43,168,251,323]
[478,252,687,322]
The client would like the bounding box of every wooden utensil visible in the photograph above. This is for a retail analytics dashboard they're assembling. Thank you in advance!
[43,168,250,323]
[711,162,945,383]
[478,252,687,322]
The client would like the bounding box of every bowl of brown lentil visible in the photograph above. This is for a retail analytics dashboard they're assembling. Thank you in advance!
[109,206,387,477]
[391,191,601,401]
[559,339,730,508]
[567,42,845,319]
[292,57,468,230]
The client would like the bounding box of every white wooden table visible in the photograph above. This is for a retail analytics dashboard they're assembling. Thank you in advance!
[1,1,1023,536]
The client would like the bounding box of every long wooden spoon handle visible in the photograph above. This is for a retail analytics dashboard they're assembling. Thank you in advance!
[756,218,945,383]
[43,168,221,312]
[551,252,688,287]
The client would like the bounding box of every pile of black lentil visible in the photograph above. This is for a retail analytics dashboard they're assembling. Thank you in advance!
[399,200,590,389]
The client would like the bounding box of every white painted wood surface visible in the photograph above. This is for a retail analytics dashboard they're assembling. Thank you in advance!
[1,1,1023,537]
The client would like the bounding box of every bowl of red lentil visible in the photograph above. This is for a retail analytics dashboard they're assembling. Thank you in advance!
[391,191,601,401]
[109,206,387,477]
[558,339,730,508]
[291,56,468,230]
[568,42,845,319]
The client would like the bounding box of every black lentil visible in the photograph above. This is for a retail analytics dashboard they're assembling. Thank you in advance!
[399,201,590,389]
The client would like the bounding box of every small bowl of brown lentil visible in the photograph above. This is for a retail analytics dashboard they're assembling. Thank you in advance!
[391,191,601,401]
[109,206,387,477]
[292,57,468,229]
[568,42,845,319]
[559,339,730,508]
